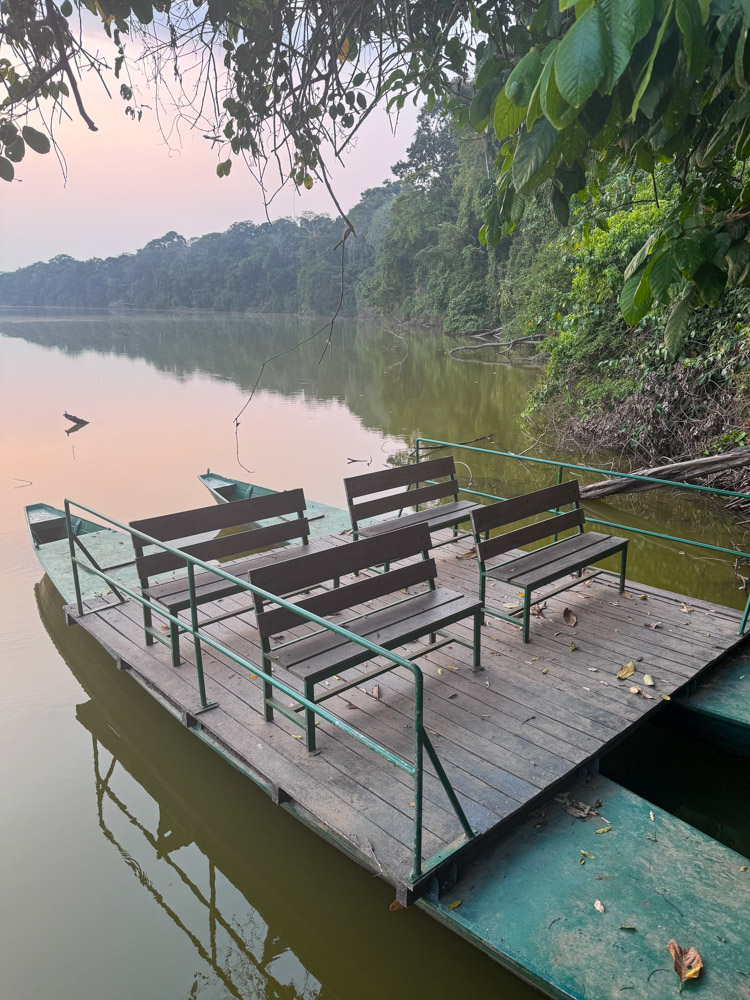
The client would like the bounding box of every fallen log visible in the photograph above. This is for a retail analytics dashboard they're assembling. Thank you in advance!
[580,446,750,500]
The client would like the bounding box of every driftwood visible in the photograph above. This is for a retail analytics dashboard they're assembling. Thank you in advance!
[580,446,750,500]
[448,334,545,362]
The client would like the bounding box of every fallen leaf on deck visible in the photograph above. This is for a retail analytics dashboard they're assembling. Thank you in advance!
[660,694,671,701]
[617,661,635,680]
[638,594,648,600]
[570,643,578,652]
[644,621,662,630]
[444,664,459,671]
[588,667,599,672]
[650,811,655,822]
[503,602,518,608]
[437,668,443,675]
[456,550,475,559]
[372,685,380,699]
[620,925,636,931]
[389,900,406,911]
[622,592,633,600]
[594,899,605,913]
[643,674,655,686]
[250,674,258,679]
[667,940,703,988]
[630,686,641,695]
[581,850,595,859]
[542,668,549,674]
[160,625,170,631]
[291,734,303,740]
[741,866,747,872]
[595,826,611,834]
[563,608,577,627]
[555,793,600,819]
[448,900,462,910]
[680,603,693,613]
[448,692,458,700]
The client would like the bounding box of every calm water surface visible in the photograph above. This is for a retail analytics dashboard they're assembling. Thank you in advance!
[1,311,748,1000]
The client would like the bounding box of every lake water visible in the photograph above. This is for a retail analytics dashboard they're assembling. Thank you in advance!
[1,311,748,1000]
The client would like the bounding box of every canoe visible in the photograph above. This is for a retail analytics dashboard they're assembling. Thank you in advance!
[198,470,353,537]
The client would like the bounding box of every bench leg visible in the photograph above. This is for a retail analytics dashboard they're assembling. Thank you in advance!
[473,611,482,669]
[143,604,154,646]
[262,653,274,722]
[522,590,531,643]
[304,678,316,752]
[170,620,182,667]
[619,547,628,593]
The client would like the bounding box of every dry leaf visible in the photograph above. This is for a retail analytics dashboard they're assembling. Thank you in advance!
[630,686,641,695]
[444,664,459,671]
[650,811,655,822]
[389,900,406,911]
[542,668,549,674]
[581,850,595,859]
[667,940,703,987]
[620,925,637,931]
[741,866,748,873]
[617,661,635,680]
[448,900,462,910]
[448,692,458,700]
[570,643,578,652]
[595,826,611,834]
[594,899,605,913]
[643,674,655,686]
[638,594,648,600]
[563,608,577,627]
[680,603,693,613]
[644,621,662,630]
[660,694,671,701]
[437,667,443,675]
[372,684,380,699]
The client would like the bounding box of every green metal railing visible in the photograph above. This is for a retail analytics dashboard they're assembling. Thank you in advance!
[415,438,750,635]
[63,498,476,883]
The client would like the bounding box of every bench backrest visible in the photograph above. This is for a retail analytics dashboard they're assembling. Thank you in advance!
[471,480,584,564]
[344,457,460,529]
[249,523,435,641]
[130,489,309,581]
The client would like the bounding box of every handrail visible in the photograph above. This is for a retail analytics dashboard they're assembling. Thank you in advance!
[415,438,750,634]
[63,498,475,882]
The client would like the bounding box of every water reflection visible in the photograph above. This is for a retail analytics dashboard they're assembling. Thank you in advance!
[36,576,539,1000]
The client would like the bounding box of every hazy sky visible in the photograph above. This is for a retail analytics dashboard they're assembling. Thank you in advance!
[0,53,416,272]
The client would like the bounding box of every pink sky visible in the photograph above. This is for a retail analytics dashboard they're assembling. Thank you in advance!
[0,62,416,272]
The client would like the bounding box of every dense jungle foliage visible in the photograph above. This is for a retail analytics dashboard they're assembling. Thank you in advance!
[1,105,748,462]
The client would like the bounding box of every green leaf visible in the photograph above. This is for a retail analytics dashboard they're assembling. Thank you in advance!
[664,283,697,355]
[555,4,608,108]
[512,117,559,192]
[633,0,655,43]
[624,232,657,280]
[674,234,705,277]
[476,57,504,90]
[599,0,638,93]
[649,249,682,302]
[631,0,674,120]
[21,126,50,155]
[526,76,544,129]
[60,0,73,14]
[620,267,652,324]
[542,54,580,129]
[693,261,727,303]
[505,49,543,107]
[494,89,526,140]
[727,240,750,285]
[216,158,232,177]
[5,136,25,162]
[0,156,13,182]
[470,84,496,130]
[676,0,710,78]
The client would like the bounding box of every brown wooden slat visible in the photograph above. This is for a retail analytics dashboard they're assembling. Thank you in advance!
[130,488,306,542]
[471,480,581,534]
[489,531,616,582]
[259,560,435,638]
[351,480,458,522]
[476,509,584,561]
[344,457,456,500]
[358,500,480,537]
[510,536,627,589]
[137,516,310,579]
[249,523,432,597]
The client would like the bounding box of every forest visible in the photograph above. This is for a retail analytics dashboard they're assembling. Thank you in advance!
[2,99,748,468]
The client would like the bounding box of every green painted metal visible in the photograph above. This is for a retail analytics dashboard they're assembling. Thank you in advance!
[415,438,750,634]
[673,644,750,756]
[420,773,750,1000]
[62,497,477,882]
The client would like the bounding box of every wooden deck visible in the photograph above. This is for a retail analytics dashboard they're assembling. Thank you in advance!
[64,528,748,897]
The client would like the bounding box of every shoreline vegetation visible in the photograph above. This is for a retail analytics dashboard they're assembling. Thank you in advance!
[2,108,748,482]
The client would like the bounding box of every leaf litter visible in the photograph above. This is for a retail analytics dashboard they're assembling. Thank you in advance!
[667,940,703,988]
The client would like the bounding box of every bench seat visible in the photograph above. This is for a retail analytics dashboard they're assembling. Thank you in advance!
[250,523,483,751]
[356,499,481,539]
[471,480,628,642]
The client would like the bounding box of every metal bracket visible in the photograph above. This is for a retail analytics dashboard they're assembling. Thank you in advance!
[182,702,218,728]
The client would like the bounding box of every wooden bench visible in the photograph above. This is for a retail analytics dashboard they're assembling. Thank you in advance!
[470,480,628,642]
[249,524,483,751]
[344,457,482,549]
[130,489,316,667]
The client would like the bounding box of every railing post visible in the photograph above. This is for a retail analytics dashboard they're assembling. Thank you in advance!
[187,562,212,710]
[411,666,424,882]
[415,438,420,465]
[65,499,84,616]
[740,593,750,635]
[553,464,564,543]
